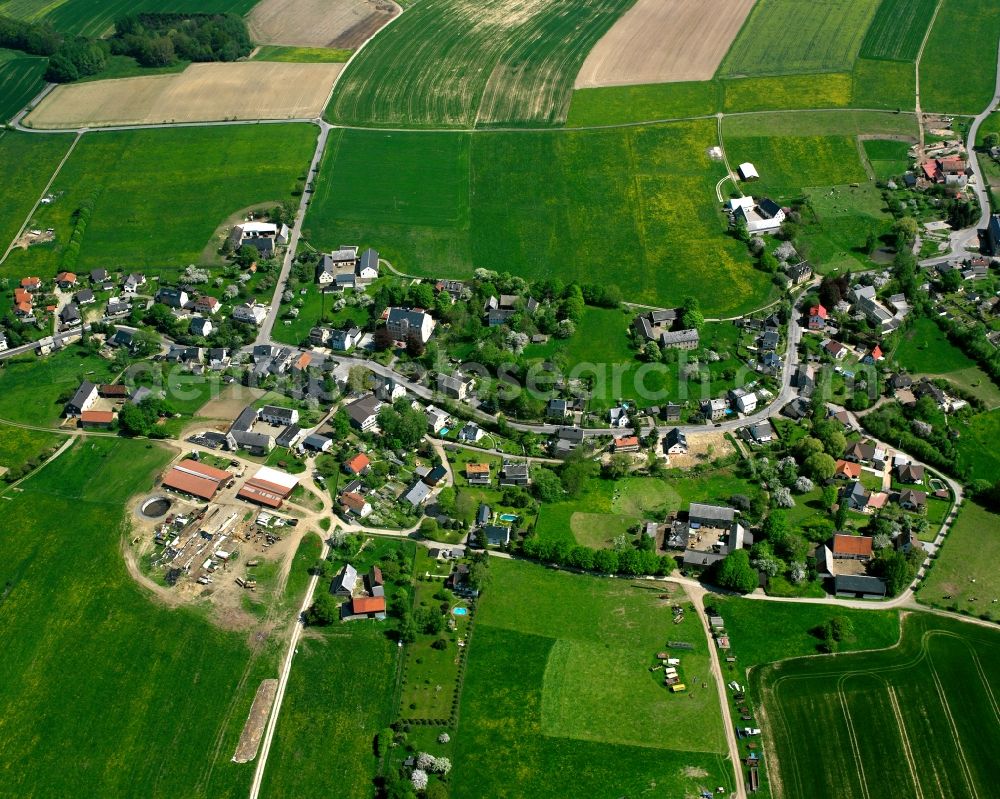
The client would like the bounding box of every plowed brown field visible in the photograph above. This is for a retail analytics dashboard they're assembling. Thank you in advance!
[248,0,399,49]
[575,0,756,87]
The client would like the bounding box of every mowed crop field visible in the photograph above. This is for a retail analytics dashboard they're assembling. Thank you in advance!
[920,0,1000,114]
[327,0,635,127]
[306,121,773,313]
[25,62,342,129]
[452,558,733,798]
[0,0,258,37]
[756,613,1000,799]
[719,0,881,77]
[0,437,274,797]
[858,0,937,62]
[0,130,73,259]
[3,124,315,278]
[248,0,398,49]
[0,51,46,123]
[574,0,756,87]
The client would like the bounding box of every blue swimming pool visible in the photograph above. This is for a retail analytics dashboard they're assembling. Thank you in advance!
[439,428,450,436]
[453,607,468,616]
[499,513,518,522]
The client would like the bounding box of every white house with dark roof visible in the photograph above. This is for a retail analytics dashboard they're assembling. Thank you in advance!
[385,307,435,343]
[728,196,785,234]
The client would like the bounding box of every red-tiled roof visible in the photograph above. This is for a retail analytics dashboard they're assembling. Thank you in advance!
[244,476,294,498]
[809,304,828,318]
[56,271,77,283]
[99,384,130,397]
[345,453,370,474]
[341,491,368,511]
[835,459,861,479]
[832,534,873,557]
[176,459,231,481]
[237,484,283,508]
[352,596,386,614]
[163,470,221,500]
[80,410,114,424]
[13,288,31,305]
[614,435,640,449]
[466,463,490,475]
[295,352,311,369]
[20,277,40,288]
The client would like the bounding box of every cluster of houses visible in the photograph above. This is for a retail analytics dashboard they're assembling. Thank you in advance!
[229,220,289,259]
[632,308,699,350]
[61,379,148,427]
[833,438,940,517]
[331,563,387,621]
[156,284,268,329]
[316,246,379,289]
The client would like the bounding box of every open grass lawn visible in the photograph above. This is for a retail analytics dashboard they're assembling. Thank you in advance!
[0,424,64,481]
[858,0,937,62]
[0,437,274,797]
[3,124,316,278]
[711,596,900,668]
[567,80,719,126]
[536,468,756,548]
[0,130,73,263]
[326,0,633,128]
[724,109,918,139]
[725,135,869,199]
[955,409,1000,483]
[0,52,46,123]
[893,316,1000,409]
[307,122,773,314]
[723,73,853,113]
[921,502,1000,619]
[719,0,881,78]
[452,558,733,797]
[920,0,1000,114]
[261,626,397,799]
[799,183,893,273]
[863,138,911,180]
[271,283,370,346]
[0,0,259,37]
[851,57,917,110]
[0,347,115,426]
[754,613,1000,799]
[126,363,228,417]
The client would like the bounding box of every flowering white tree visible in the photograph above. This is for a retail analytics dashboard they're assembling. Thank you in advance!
[433,757,452,775]
[224,284,239,299]
[333,298,346,312]
[873,533,892,550]
[437,732,450,744]
[183,265,210,283]
[416,752,435,771]
[357,293,374,308]
[411,769,428,790]
[505,331,528,354]
[773,486,795,508]
[789,561,806,583]
[793,476,814,493]
[555,319,575,338]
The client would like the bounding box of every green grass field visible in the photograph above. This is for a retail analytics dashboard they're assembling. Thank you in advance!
[452,558,733,797]
[566,81,719,126]
[921,502,1000,619]
[724,110,918,139]
[851,56,918,110]
[719,0,881,77]
[260,627,397,798]
[0,130,73,258]
[920,0,1000,114]
[863,138,911,180]
[326,0,633,127]
[536,468,757,548]
[0,424,64,482]
[723,73,854,112]
[726,135,868,199]
[2,124,316,278]
[893,316,1000,403]
[799,182,893,272]
[252,45,352,63]
[0,437,274,797]
[955,409,1000,483]
[859,0,936,61]
[0,52,46,123]
[0,347,115,426]
[755,613,1000,799]
[307,121,773,313]
[0,0,259,37]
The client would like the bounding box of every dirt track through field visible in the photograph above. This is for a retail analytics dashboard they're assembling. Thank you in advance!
[248,0,399,48]
[23,62,343,129]
[575,0,756,87]
[232,679,279,763]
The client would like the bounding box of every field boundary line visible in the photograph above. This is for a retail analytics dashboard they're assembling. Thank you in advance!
[969,649,1000,725]
[0,129,81,267]
[927,648,979,799]
[836,675,871,799]
[887,685,924,799]
[913,0,944,156]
